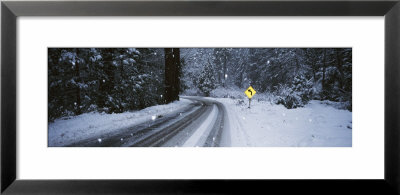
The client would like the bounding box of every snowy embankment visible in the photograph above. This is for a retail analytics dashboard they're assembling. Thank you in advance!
[49,99,192,146]
[210,97,352,147]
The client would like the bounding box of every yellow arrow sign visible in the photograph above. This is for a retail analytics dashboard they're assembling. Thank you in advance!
[244,86,256,99]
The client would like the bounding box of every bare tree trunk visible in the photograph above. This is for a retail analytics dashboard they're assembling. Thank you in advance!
[119,58,125,111]
[218,71,222,85]
[322,48,327,95]
[335,49,344,90]
[164,48,174,103]
[173,48,180,101]
[312,61,317,84]
[223,54,227,88]
[164,48,180,103]
[75,49,81,115]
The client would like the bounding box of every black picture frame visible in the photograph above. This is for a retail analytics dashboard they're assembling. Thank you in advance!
[1,0,399,194]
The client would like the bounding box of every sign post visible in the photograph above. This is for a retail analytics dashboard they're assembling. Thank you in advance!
[244,86,256,109]
[248,98,252,109]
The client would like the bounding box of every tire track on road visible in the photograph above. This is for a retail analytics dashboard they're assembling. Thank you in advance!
[66,100,202,147]
[203,101,225,147]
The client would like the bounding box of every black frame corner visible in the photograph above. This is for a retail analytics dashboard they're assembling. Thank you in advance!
[1,0,400,194]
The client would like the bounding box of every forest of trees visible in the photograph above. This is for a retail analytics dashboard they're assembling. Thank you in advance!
[181,48,352,109]
[49,48,351,121]
[48,48,179,121]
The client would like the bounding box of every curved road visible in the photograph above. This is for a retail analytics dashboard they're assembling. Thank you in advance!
[67,96,228,147]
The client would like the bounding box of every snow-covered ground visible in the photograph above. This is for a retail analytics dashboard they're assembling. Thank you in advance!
[48,99,192,146]
[49,94,352,147]
[212,97,352,147]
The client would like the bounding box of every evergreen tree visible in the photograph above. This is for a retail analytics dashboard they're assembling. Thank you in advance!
[197,61,217,96]
[181,48,352,110]
[48,48,166,121]
[277,75,314,109]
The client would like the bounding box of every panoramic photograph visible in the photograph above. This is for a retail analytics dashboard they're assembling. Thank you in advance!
[48,48,352,147]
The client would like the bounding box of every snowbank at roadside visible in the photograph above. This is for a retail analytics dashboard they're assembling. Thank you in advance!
[49,99,192,146]
[212,97,352,147]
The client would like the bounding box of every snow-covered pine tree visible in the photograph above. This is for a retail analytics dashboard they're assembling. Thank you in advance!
[213,48,231,87]
[197,60,217,96]
[276,75,314,109]
[48,48,166,121]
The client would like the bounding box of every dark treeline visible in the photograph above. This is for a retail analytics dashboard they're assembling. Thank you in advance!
[48,48,170,121]
[181,48,352,109]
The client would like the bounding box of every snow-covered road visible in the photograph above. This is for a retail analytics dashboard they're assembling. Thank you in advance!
[61,96,228,147]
